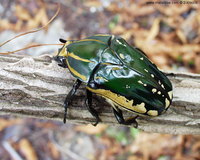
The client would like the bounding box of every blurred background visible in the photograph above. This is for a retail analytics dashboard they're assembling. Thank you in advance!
[0,0,200,160]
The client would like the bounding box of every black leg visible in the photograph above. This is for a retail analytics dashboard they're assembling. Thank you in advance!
[63,79,82,123]
[113,108,125,124]
[113,107,138,128]
[85,90,100,126]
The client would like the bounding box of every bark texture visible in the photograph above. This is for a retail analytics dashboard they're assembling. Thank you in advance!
[0,54,200,134]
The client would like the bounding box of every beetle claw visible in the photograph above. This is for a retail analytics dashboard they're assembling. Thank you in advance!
[125,115,139,128]
[63,107,67,123]
[91,116,101,126]
[132,120,138,128]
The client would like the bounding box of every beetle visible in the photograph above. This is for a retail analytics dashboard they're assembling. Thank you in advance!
[54,34,173,127]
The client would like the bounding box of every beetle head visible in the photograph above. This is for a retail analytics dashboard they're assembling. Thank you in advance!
[53,56,67,68]
[54,40,69,68]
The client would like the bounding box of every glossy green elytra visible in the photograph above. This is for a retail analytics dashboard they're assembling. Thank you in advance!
[54,34,173,126]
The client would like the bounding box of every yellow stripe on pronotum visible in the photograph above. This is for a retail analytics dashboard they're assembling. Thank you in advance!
[66,60,87,81]
[76,39,106,44]
[68,52,95,63]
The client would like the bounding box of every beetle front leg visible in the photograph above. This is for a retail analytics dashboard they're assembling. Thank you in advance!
[63,79,82,123]
[85,90,101,126]
[113,107,138,128]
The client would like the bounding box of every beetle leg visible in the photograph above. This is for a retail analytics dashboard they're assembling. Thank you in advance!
[112,107,125,124]
[85,90,100,126]
[124,116,139,128]
[63,79,82,123]
[113,107,138,128]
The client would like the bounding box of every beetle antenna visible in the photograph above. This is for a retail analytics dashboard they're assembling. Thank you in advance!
[59,39,67,43]
[0,3,60,48]
[0,43,63,55]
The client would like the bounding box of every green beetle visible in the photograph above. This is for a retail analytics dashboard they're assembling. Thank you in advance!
[54,34,173,126]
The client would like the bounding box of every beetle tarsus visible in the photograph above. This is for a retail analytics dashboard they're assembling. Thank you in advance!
[63,79,82,123]
[113,108,138,128]
[125,116,139,128]
[63,107,67,123]
[113,107,125,123]
[86,90,100,126]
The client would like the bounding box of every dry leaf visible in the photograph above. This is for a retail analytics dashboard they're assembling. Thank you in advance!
[19,139,38,160]
[84,1,102,7]
[195,56,200,73]
[75,124,107,135]
[128,155,143,160]
[27,7,48,30]
[15,5,31,21]
[47,142,60,159]
[112,25,126,35]
[146,18,160,42]
[0,118,22,131]
[129,133,179,160]
[176,29,187,43]
[182,52,196,63]
[150,55,169,69]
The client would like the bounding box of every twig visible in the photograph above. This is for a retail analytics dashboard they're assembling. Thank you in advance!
[0,54,200,135]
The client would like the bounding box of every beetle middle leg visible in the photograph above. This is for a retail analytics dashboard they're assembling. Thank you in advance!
[63,79,82,123]
[85,90,100,126]
[113,107,138,128]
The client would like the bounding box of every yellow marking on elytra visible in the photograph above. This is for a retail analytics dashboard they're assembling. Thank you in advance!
[86,88,147,113]
[68,52,95,63]
[66,60,87,81]
[132,102,147,113]
[105,98,116,108]
[161,84,165,89]
[111,67,121,71]
[102,62,113,65]
[158,81,161,85]
[152,88,157,93]
[77,39,106,44]
[147,110,158,116]
[119,53,125,59]
[144,69,148,72]
[126,85,130,89]
[140,57,144,60]
[168,91,173,99]
[158,91,161,95]
[95,76,108,82]
[138,80,143,84]
[116,39,126,46]
[138,80,147,87]
[151,74,155,78]
[165,98,170,108]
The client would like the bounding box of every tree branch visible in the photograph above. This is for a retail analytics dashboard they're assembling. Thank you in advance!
[0,54,200,134]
